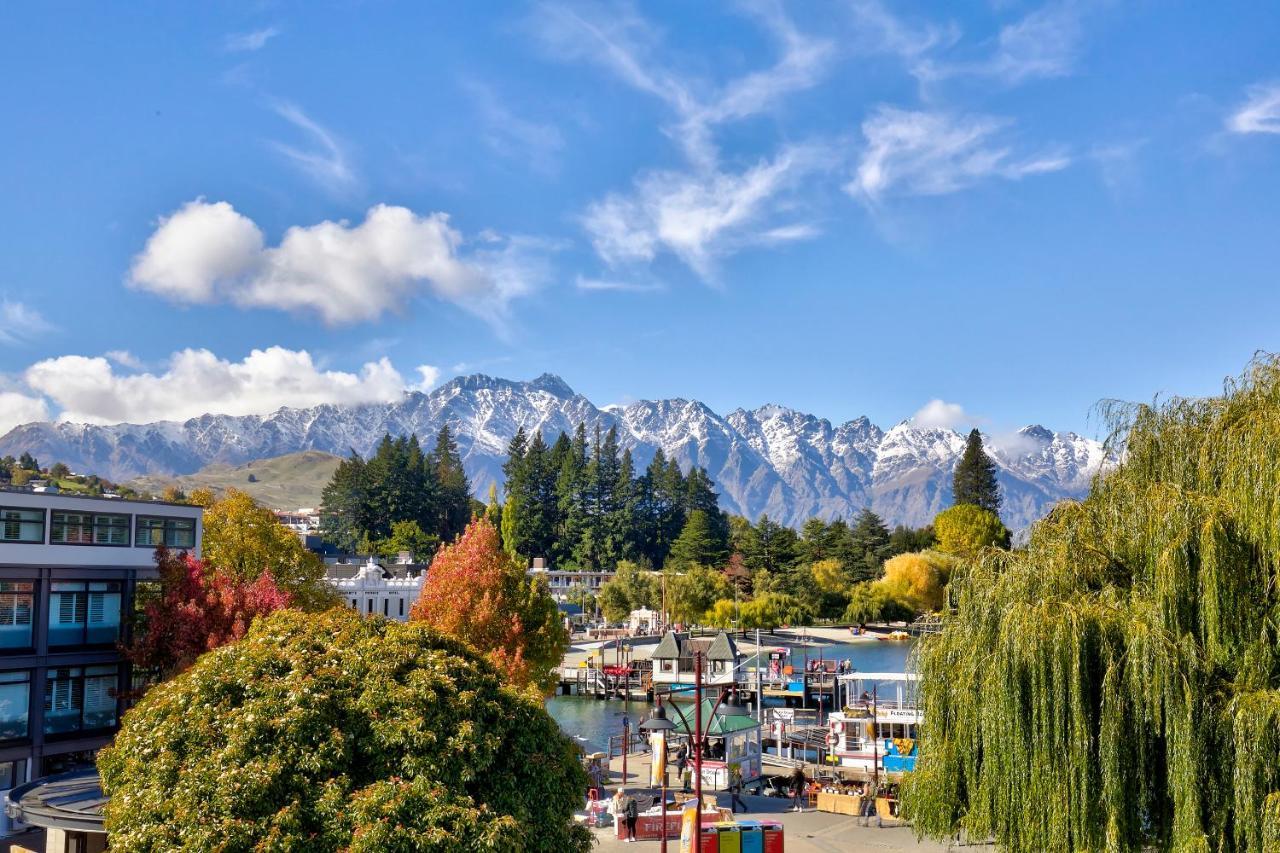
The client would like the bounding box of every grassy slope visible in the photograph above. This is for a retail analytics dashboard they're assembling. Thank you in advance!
[126,450,343,511]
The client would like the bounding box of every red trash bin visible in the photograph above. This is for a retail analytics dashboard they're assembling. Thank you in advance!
[761,820,784,853]
[699,825,720,853]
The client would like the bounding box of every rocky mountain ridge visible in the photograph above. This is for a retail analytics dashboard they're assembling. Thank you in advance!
[0,373,1112,529]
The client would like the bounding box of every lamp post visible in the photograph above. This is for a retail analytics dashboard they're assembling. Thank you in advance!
[694,649,703,809]
[640,701,676,853]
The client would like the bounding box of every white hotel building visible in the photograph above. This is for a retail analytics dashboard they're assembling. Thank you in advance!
[0,490,202,834]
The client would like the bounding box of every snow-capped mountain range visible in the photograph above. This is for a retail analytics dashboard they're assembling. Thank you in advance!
[0,373,1112,530]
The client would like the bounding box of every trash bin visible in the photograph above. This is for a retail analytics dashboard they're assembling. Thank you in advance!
[699,825,720,853]
[716,822,742,853]
[760,820,784,853]
[736,820,763,853]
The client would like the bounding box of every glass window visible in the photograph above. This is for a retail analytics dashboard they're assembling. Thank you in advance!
[0,508,44,543]
[0,758,27,790]
[43,665,118,735]
[48,582,122,647]
[0,583,34,651]
[93,514,129,546]
[136,516,195,549]
[50,512,93,545]
[0,671,30,741]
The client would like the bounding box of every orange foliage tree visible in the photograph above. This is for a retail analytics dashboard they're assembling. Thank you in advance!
[410,518,568,694]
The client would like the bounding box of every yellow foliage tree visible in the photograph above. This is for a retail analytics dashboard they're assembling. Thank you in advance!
[876,551,954,613]
[196,488,338,611]
[809,557,850,595]
[934,504,1009,554]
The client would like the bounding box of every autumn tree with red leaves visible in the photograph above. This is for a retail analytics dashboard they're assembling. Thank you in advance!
[410,518,567,694]
[127,547,292,679]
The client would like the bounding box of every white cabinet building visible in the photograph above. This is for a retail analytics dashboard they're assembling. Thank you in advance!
[326,558,424,622]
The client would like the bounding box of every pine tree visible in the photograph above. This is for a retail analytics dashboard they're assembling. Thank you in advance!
[665,510,727,570]
[849,508,892,582]
[430,425,472,544]
[952,428,1001,515]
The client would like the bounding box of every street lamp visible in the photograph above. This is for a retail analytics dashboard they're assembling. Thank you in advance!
[640,701,676,853]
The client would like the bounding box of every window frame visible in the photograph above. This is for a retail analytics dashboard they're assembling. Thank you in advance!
[49,511,132,548]
[0,507,46,545]
[42,664,120,738]
[134,515,196,549]
[0,670,31,744]
[0,582,35,654]
[47,581,123,649]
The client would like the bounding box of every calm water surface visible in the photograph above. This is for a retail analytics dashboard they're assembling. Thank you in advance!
[547,638,914,753]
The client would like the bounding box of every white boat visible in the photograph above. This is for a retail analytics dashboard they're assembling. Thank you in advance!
[823,672,921,774]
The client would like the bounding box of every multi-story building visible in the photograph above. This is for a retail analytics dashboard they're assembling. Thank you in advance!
[526,558,614,605]
[325,557,424,622]
[0,490,202,834]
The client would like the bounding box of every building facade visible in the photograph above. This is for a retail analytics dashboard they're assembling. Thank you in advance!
[0,490,203,834]
[325,557,424,622]
[526,558,614,605]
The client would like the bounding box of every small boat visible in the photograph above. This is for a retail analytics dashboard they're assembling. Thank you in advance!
[878,630,911,641]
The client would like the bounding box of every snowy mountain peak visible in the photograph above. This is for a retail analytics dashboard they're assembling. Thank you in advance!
[0,373,1113,530]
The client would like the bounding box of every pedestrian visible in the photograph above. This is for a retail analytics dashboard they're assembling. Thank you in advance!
[675,746,688,787]
[729,764,749,814]
[789,767,807,813]
[616,788,639,842]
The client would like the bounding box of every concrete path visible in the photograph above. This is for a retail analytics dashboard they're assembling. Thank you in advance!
[588,790,981,852]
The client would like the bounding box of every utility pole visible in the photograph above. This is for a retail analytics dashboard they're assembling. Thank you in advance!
[872,684,879,788]
[694,649,703,809]
[622,714,630,787]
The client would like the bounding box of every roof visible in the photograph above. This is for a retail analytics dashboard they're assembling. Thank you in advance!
[653,631,684,659]
[671,699,760,735]
[706,632,738,661]
[5,770,106,834]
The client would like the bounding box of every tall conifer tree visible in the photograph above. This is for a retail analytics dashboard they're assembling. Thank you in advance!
[952,428,1001,515]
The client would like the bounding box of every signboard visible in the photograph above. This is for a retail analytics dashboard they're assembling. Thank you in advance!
[650,732,667,786]
[679,798,700,853]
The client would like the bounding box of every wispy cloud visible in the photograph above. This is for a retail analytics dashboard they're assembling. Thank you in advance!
[575,276,663,293]
[847,1,959,68]
[1227,81,1280,135]
[269,101,357,192]
[463,80,565,175]
[849,107,1069,202]
[583,144,827,280]
[912,399,977,430]
[224,27,279,53]
[0,299,54,346]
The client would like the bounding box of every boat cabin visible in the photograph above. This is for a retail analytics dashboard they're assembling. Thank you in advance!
[825,672,921,773]
[650,631,740,686]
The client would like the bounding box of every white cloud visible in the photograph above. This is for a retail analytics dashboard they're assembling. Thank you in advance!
[575,276,663,293]
[915,2,1083,86]
[129,200,543,325]
[847,1,959,68]
[104,350,143,369]
[0,300,54,345]
[583,146,822,278]
[1227,81,1280,135]
[464,80,565,175]
[23,347,413,425]
[912,399,974,430]
[533,2,832,169]
[0,392,50,435]
[270,102,356,192]
[849,107,1069,201]
[412,365,442,392]
[225,27,279,52]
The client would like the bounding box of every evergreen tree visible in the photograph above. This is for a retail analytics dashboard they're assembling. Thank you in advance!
[554,424,589,568]
[430,425,472,544]
[849,508,893,582]
[665,509,728,570]
[952,428,1001,515]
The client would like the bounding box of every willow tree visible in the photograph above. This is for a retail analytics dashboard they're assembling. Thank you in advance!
[905,357,1280,853]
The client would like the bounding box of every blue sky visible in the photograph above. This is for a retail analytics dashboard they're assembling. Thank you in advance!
[1,1,1279,438]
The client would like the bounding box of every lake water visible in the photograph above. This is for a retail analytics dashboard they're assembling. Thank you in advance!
[547,638,914,754]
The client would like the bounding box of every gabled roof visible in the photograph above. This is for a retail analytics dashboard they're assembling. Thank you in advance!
[653,631,684,660]
[707,631,738,661]
[671,699,760,735]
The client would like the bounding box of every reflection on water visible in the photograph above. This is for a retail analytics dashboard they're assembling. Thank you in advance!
[547,638,914,754]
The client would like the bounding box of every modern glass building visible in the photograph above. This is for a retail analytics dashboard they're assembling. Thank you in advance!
[0,490,202,835]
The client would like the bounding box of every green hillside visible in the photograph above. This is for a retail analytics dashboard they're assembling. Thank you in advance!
[127,451,343,511]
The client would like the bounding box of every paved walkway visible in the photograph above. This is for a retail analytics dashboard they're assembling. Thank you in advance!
[589,790,979,852]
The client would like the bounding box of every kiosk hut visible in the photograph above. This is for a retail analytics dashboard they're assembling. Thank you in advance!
[650,631,739,687]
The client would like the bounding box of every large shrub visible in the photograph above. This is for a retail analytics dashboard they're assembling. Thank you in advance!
[98,608,590,852]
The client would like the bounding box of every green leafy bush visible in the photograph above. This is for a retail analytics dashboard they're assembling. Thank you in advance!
[98,608,590,852]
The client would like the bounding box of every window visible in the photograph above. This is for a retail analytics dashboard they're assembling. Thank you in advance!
[48,582,122,647]
[0,671,29,741]
[0,758,27,791]
[49,511,129,547]
[0,507,44,543]
[0,583,34,650]
[399,598,405,617]
[43,665,118,735]
[135,516,195,549]
[382,598,389,616]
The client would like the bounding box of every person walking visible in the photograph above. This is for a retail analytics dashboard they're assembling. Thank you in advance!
[675,744,688,793]
[618,789,639,842]
[789,767,807,813]
[729,764,749,813]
